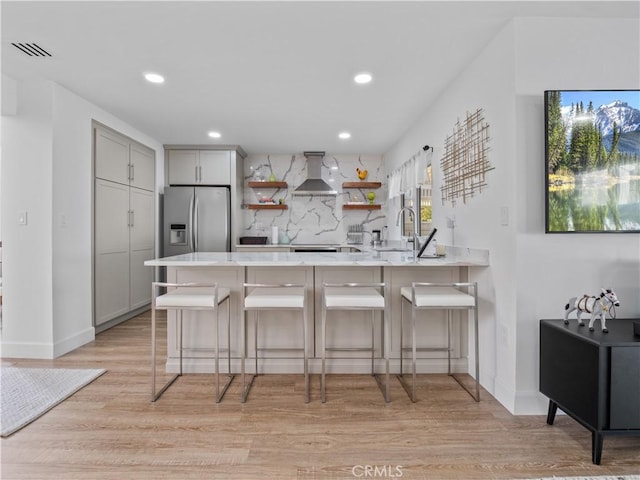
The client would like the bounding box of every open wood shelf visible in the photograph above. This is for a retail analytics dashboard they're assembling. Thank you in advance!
[247,204,288,210]
[343,204,381,210]
[342,182,382,189]
[248,181,287,188]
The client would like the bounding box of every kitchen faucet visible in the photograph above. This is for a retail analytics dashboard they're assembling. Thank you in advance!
[396,206,419,252]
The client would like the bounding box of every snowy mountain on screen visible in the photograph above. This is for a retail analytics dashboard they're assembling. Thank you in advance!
[595,101,640,136]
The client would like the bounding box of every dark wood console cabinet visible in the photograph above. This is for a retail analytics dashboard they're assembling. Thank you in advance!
[539,319,640,464]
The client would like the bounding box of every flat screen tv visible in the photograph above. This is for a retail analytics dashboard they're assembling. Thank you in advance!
[544,89,640,233]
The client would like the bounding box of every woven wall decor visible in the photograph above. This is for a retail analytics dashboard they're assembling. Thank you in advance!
[440,108,493,206]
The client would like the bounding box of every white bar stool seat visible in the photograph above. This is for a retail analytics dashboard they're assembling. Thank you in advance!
[151,282,234,403]
[321,282,390,403]
[398,282,479,403]
[242,283,309,403]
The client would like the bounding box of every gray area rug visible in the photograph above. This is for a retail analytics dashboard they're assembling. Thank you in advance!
[0,366,106,437]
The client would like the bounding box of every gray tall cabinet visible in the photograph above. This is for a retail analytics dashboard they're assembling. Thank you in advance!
[94,124,155,330]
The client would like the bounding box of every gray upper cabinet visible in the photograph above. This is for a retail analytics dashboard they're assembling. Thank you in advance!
[95,127,130,185]
[168,149,231,185]
[130,143,155,191]
[95,126,155,192]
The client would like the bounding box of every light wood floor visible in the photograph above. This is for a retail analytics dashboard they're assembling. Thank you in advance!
[1,310,638,480]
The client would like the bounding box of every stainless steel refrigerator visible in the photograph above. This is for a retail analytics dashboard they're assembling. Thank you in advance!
[163,186,231,256]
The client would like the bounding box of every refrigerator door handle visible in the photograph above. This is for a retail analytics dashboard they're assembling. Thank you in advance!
[193,195,199,251]
[188,193,195,251]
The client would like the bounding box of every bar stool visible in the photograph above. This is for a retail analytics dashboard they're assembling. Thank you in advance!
[397,282,479,402]
[241,283,309,403]
[151,281,234,403]
[321,282,390,403]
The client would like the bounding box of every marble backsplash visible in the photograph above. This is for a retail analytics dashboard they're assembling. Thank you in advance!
[242,154,387,245]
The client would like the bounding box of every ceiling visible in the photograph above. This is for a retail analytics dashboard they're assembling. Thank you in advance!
[2,1,637,155]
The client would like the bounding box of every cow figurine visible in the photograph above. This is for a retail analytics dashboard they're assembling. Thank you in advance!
[564,288,620,333]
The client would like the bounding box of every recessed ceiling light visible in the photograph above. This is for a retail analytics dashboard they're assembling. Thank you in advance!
[354,72,372,84]
[338,132,351,139]
[144,72,165,84]
[208,131,221,139]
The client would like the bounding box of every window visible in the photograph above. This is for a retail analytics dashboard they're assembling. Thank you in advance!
[401,164,432,237]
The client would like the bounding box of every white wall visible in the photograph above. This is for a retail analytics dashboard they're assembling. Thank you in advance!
[512,17,640,413]
[1,80,55,356]
[384,16,640,414]
[1,79,164,358]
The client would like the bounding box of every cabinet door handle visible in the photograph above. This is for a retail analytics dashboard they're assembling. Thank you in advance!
[130,210,134,227]
[130,163,134,182]
[199,165,202,183]
[195,165,199,182]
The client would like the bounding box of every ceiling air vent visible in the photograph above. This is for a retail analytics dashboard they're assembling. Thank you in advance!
[11,43,51,57]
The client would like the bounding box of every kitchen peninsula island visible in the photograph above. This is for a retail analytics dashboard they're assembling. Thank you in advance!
[145,246,489,377]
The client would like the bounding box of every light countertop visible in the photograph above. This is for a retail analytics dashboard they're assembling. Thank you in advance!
[145,246,489,268]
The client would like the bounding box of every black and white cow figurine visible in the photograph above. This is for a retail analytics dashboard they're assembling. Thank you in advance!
[564,288,620,333]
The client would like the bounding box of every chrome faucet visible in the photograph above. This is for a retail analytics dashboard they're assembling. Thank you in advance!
[396,206,419,252]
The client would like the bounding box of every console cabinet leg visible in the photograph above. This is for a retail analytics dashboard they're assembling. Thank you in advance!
[592,431,603,465]
[546,400,558,425]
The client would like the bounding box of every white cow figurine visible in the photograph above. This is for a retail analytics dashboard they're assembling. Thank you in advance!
[564,288,620,333]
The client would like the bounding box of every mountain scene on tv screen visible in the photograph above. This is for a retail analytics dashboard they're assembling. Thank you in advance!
[546,90,640,232]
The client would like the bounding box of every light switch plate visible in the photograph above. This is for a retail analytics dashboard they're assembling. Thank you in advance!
[18,211,28,225]
[500,206,509,226]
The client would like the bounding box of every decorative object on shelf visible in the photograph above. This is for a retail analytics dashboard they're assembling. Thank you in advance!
[269,173,277,182]
[356,168,368,180]
[367,192,376,204]
[441,108,493,206]
[348,193,363,204]
[564,288,620,333]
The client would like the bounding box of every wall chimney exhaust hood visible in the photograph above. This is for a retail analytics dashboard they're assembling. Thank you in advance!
[293,151,337,196]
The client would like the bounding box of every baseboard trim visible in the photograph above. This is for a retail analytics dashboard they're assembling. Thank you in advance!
[0,341,55,359]
[95,305,150,334]
[53,326,95,358]
[514,389,550,415]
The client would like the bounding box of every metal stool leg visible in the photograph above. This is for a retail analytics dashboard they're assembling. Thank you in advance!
[370,312,375,376]
[151,304,179,402]
[215,296,235,403]
[321,299,327,403]
[397,295,417,402]
[303,306,310,403]
[447,310,452,376]
[373,301,390,403]
[241,310,255,403]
